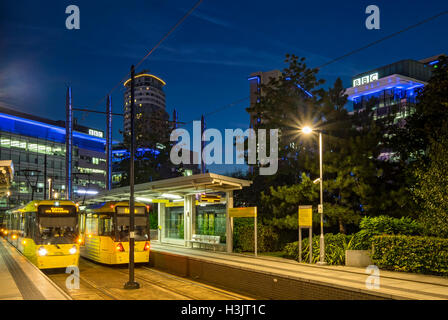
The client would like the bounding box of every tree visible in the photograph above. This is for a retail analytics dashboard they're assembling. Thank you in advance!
[245,55,387,233]
[394,55,448,236]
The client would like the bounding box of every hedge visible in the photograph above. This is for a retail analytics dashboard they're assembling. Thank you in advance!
[371,235,448,276]
[233,219,279,253]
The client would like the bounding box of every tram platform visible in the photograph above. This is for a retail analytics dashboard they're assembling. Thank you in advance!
[0,238,71,300]
[149,242,448,300]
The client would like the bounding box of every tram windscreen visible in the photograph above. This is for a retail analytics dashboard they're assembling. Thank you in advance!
[116,216,149,241]
[37,205,78,244]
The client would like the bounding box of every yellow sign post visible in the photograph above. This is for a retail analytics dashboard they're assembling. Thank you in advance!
[298,205,313,263]
[229,207,257,257]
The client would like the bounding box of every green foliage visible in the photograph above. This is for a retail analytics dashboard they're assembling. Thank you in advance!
[233,219,280,253]
[349,215,423,250]
[283,233,359,265]
[388,55,448,237]
[178,219,184,239]
[261,173,318,229]
[359,215,423,237]
[149,210,158,229]
[412,139,448,238]
[371,235,448,276]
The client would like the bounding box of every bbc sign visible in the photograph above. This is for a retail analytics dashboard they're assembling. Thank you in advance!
[353,72,379,87]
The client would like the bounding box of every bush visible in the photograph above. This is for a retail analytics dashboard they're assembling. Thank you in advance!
[352,215,424,250]
[233,219,279,253]
[359,215,423,237]
[371,235,448,276]
[283,233,357,265]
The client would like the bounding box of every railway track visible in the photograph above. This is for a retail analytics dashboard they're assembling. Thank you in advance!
[46,257,250,300]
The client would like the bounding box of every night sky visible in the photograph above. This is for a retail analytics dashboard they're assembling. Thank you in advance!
[0,0,447,174]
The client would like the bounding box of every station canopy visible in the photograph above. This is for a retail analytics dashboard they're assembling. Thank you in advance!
[84,173,252,205]
[0,160,14,197]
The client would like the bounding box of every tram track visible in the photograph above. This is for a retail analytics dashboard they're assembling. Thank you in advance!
[116,268,196,300]
[47,257,248,300]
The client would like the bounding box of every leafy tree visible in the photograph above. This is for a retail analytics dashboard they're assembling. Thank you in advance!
[403,56,448,236]
[388,55,448,236]
[241,54,418,235]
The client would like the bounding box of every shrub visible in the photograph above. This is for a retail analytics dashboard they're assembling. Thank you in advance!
[283,233,356,265]
[352,215,424,250]
[371,235,448,276]
[233,219,279,252]
[359,215,423,237]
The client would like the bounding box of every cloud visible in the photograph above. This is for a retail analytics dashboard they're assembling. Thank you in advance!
[190,10,232,28]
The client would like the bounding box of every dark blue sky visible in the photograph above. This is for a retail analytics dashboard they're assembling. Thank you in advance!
[0,0,447,174]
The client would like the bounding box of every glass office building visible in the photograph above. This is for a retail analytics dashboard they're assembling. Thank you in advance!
[344,54,445,160]
[0,106,107,211]
[345,55,444,122]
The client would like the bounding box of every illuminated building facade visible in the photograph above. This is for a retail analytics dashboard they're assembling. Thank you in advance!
[345,55,445,122]
[345,54,445,160]
[0,106,107,210]
[123,71,169,140]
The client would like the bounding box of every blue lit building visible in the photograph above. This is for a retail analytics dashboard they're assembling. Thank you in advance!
[345,54,445,122]
[344,54,445,160]
[0,106,108,209]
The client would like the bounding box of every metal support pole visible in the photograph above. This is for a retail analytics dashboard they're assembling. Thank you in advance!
[124,65,140,290]
[254,208,257,257]
[298,227,302,262]
[318,131,326,265]
[106,95,112,191]
[43,154,47,200]
[309,227,313,264]
[65,87,73,200]
[201,115,206,174]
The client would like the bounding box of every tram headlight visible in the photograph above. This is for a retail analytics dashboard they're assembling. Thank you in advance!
[38,246,48,256]
[69,246,77,255]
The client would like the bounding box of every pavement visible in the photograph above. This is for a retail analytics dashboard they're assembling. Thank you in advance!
[0,238,71,300]
[151,242,448,300]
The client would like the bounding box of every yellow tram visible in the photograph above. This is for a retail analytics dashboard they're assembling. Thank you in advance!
[79,201,150,264]
[3,200,80,269]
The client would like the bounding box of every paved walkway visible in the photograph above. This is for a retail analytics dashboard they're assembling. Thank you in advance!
[0,238,71,300]
[151,242,448,300]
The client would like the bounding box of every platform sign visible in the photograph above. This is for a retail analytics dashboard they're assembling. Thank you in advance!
[298,205,313,263]
[151,199,170,203]
[298,205,312,227]
[200,194,221,203]
[166,202,184,207]
[229,207,257,218]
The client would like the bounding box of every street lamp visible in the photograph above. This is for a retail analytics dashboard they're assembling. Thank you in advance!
[301,126,326,265]
[6,191,10,209]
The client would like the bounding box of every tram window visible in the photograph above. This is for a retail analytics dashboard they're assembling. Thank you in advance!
[116,216,149,241]
[99,217,113,236]
[86,217,98,236]
[37,217,78,244]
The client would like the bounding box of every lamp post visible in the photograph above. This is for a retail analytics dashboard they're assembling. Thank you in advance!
[124,65,140,290]
[301,126,326,265]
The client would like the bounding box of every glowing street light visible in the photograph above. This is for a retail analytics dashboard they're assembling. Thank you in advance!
[301,126,326,265]
[302,126,313,135]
